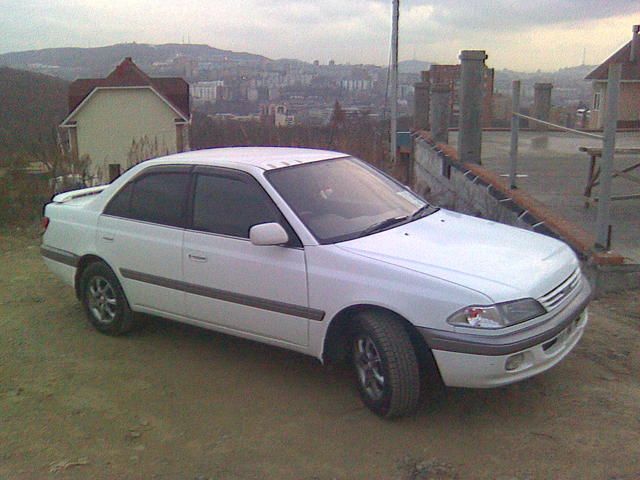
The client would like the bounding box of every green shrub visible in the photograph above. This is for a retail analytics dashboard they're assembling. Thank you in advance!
[0,172,50,227]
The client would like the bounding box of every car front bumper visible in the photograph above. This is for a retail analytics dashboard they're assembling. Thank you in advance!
[419,279,592,388]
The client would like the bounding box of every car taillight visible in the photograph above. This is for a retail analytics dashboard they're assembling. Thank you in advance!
[41,216,50,233]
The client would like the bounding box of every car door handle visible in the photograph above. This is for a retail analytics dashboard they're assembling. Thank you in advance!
[102,235,114,242]
[188,254,208,262]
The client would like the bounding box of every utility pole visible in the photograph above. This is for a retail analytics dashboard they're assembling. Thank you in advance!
[390,0,399,163]
[509,80,521,189]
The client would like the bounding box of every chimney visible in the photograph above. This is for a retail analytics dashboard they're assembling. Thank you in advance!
[631,25,640,63]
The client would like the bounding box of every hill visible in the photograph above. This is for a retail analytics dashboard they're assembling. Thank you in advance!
[0,67,68,160]
[0,43,272,80]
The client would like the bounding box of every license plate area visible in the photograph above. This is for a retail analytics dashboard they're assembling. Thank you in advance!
[542,315,581,353]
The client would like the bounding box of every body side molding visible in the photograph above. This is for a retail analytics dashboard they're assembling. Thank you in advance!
[120,268,325,321]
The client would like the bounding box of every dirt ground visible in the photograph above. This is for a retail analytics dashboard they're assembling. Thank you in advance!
[1,228,639,480]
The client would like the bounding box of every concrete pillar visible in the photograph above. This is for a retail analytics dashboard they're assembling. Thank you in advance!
[413,71,430,131]
[458,50,487,164]
[430,83,451,144]
[595,64,621,250]
[509,80,521,189]
[533,83,553,131]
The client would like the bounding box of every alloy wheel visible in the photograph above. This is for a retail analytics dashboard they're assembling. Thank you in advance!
[87,276,118,324]
[354,335,385,401]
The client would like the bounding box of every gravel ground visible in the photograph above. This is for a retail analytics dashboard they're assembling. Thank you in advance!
[1,228,639,479]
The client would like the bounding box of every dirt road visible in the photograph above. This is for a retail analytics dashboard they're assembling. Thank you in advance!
[1,228,639,479]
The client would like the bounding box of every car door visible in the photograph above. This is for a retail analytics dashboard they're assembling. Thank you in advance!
[183,166,312,347]
[98,165,190,316]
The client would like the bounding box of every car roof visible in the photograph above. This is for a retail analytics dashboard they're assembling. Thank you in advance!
[148,147,350,171]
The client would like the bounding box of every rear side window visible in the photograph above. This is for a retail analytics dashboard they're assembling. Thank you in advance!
[192,172,279,238]
[104,172,189,228]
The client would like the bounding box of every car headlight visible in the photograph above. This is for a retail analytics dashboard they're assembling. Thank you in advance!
[447,298,546,329]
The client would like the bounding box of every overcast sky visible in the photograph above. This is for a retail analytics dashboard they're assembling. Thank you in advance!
[1,0,639,71]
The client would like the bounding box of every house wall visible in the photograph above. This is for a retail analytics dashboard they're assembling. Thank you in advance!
[590,81,640,129]
[72,88,179,182]
[618,83,640,126]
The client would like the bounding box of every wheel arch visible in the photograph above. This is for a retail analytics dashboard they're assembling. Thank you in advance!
[74,254,114,299]
[322,304,437,376]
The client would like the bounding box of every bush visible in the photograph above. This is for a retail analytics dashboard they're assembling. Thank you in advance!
[0,171,51,227]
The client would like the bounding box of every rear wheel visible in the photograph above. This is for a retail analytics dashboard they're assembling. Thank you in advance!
[80,262,135,335]
[352,311,421,418]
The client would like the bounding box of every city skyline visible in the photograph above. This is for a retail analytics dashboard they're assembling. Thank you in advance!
[1,1,639,72]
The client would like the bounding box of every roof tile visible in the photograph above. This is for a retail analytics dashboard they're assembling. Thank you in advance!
[67,58,190,118]
[585,42,640,81]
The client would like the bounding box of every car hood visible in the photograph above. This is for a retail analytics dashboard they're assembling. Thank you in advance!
[337,209,578,303]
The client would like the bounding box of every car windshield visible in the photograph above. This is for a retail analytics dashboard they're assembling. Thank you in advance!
[266,156,436,244]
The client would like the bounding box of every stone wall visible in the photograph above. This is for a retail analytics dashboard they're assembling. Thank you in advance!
[410,131,624,268]
[410,131,640,294]
[412,134,546,234]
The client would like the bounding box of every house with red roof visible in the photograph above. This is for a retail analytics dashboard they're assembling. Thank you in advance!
[60,57,191,183]
[585,25,640,129]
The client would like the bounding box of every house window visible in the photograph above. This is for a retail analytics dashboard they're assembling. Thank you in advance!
[593,92,601,111]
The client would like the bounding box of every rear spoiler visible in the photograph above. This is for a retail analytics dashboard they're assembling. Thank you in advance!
[52,185,109,204]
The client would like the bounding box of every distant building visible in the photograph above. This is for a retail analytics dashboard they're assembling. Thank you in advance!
[341,68,374,92]
[491,93,512,126]
[209,113,261,122]
[60,57,191,183]
[550,106,576,128]
[585,25,640,129]
[260,104,295,127]
[340,78,373,91]
[191,80,224,104]
[423,64,494,127]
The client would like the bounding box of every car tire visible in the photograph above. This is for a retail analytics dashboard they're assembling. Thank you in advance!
[352,311,421,418]
[80,262,135,335]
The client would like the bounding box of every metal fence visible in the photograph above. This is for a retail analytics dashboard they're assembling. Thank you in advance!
[509,64,622,251]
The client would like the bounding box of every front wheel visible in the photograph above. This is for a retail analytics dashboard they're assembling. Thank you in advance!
[352,312,421,418]
[80,262,135,335]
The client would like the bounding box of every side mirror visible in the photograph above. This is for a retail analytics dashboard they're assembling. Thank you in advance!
[249,222,289,246]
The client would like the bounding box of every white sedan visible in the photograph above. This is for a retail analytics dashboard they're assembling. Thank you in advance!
[41,147,591,418]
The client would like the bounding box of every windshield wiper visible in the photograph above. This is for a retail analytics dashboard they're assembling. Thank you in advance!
[359,205,438,239]
[360,215,409,237]
[409,204,439,221]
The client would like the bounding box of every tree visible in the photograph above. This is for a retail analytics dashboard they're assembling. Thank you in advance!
[329,100,346,147]
[330,100,346,128]
[126,135,168,167]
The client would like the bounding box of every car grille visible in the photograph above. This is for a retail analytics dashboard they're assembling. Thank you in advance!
[538,268,581,312]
